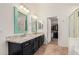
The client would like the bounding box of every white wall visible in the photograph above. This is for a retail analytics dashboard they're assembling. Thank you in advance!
[0,3,14,54]
[30,3,79,47]
[0,3,43,55]
[68,38,79,55]
[0,4,31,55]
[32,4,70,46]
[0,3,79,54]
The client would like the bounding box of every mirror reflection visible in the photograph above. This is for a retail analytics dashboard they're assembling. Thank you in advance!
[14,7,27,34]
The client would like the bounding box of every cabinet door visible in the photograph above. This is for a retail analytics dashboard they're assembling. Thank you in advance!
[30,39,34,54]
[38,36,42,47]
[33,38,38,53]
[41,35,44,45]
[8,42,22,55]
[23,45,32,55]
[38,36,40,47]
[23,41,32,55]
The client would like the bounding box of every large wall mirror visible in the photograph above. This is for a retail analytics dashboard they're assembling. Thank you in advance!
[14,7,28,34]
[31,17,37,33]
[38,22,42,29]
[38,21,43,30]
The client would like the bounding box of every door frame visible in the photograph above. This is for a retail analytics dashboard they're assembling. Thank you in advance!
[47,17,58,43]
[47,17,52,43]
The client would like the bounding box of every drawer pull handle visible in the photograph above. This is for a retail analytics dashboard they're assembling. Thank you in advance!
[25,43,29,46]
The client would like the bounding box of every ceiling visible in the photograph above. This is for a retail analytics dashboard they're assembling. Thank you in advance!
[24,3,79,16]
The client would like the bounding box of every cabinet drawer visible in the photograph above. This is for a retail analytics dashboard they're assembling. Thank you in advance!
[22,40,33,55]
[23,43,30,48]
[8,42,22,55]
[22,41,30,47]
[23,44,32,55]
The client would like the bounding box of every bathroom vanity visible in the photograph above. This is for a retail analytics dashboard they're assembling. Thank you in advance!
[7,6,44,55]
[7,33,44,55]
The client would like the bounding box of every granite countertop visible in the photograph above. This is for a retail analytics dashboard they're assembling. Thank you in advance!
[6,33,44,43]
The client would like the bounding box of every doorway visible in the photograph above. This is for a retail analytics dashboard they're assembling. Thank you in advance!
[47,17,58,44]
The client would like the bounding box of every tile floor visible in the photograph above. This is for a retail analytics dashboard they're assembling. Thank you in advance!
[34,40,68,55]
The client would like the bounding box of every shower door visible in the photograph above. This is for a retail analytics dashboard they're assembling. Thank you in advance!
[69,9,79,38]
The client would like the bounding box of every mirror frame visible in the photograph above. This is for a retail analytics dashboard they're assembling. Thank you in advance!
[14,7,28,34]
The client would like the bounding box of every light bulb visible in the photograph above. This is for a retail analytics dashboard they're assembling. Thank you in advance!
[26,9,30,13]
[23,7,26,11]
[20,5,30,13]
[32,15,38,19]
[20,5,24,9]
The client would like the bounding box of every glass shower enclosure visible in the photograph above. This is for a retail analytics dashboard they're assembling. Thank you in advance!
[69,9,79,38]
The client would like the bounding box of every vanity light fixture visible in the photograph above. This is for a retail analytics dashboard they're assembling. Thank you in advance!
[20,5,30,13]
[20,5,24,9]
[31,15,38,19]
[39,19,43,23]
[23,7,26,11]
[24,8,30,13]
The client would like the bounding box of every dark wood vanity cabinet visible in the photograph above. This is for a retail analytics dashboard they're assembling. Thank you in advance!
[8,35,44,55]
